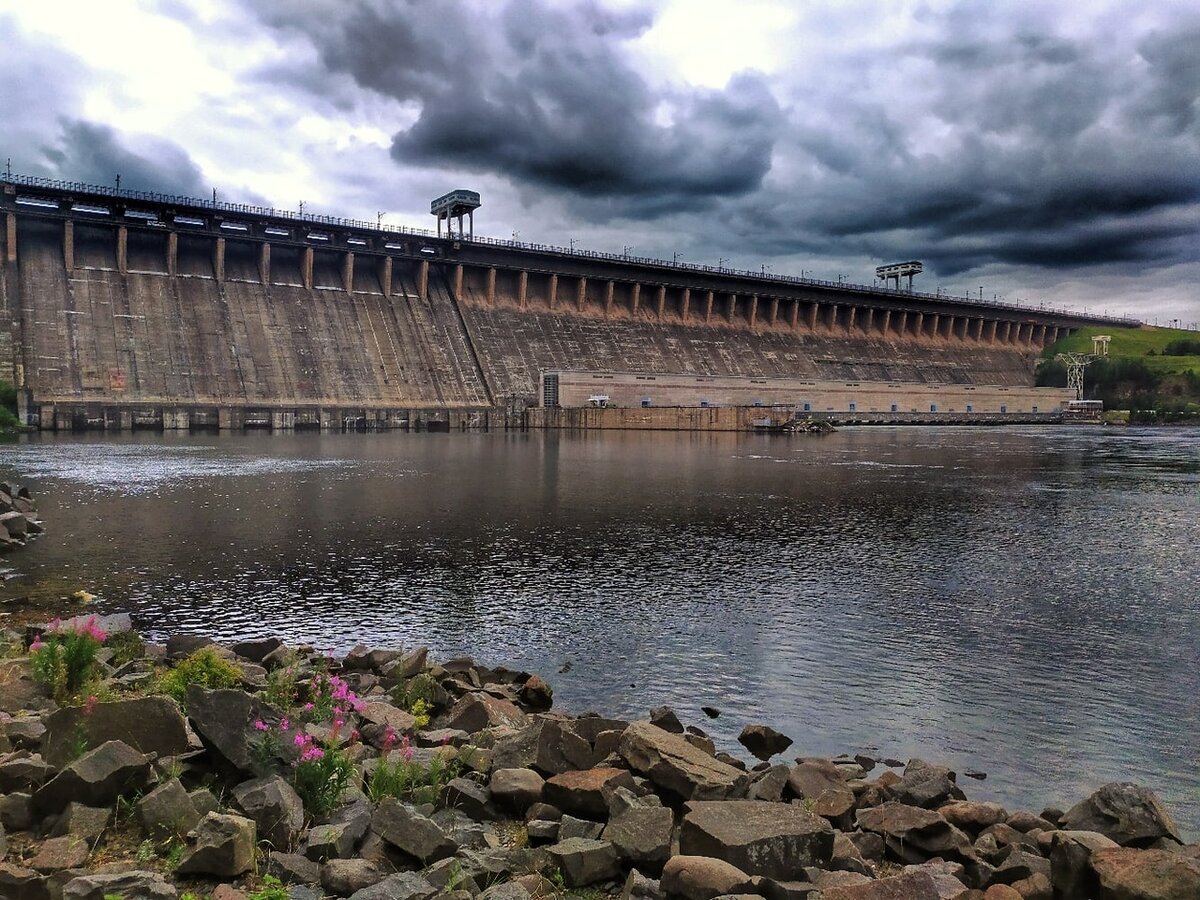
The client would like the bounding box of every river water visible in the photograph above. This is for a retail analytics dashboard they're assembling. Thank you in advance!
[0,427,1197,834]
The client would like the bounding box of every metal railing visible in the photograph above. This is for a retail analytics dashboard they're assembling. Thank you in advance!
[1,172,1141,325]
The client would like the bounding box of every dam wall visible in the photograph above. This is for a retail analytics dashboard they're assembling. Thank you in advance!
[0,177,1137,430]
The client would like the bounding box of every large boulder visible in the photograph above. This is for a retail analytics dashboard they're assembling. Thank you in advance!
[546,837,621,887]
[321,858,385,896]
[371,797,458,862]
[0,659,53,714]
[1061,783,1181,847]
[535,720,593,775]
[1048,830,1119,900]
[679,800,834,879]
[490,768,545,813]
[42,696,193,767]
[544,767,637,818]
[855,802,974,863]
[603,803,673,865]
[660,855,754,900]
[619,722,746,801]
[1090,846,1200,899]
[62,870,178,899]
[347,871,439,900]
[0,862,49,900]
[176,813,257,877]
[232,774,305,851]
[787,760,855,819]
[137,779,203,838]
[185,686,284,774]
[892,760,966,810]
[439,694,528,734]
[737,725,793,761]
[820,870,942,900]
[938,801,1009,833]
[33,741,152,814]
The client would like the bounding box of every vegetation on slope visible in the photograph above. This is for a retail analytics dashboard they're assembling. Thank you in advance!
[1038,326,1200,423]
[0,380,20,429]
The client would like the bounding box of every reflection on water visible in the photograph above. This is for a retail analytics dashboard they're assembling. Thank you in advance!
[1,427,1198,834]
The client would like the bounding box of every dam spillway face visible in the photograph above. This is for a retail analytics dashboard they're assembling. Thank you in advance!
[0,180,1121,431]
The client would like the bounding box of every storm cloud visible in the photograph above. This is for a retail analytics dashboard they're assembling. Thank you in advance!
[1,0,1197,320]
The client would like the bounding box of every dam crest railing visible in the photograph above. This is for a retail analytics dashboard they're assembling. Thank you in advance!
[2,172,1140,325]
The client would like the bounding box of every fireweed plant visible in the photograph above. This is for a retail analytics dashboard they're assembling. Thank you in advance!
[251,672,363,817]
[367,729,460,805]
[30,616,107,701]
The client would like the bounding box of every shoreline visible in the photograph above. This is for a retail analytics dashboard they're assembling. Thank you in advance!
[0,618,1195,899]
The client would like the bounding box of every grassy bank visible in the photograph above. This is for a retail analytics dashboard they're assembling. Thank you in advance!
[0,380,19,430]
[1039,326,1200,423]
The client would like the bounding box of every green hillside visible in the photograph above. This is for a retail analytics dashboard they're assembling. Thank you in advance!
[1042,325,1200,376]
[1038,325,1200,423]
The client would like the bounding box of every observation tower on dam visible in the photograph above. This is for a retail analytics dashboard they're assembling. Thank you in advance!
[0,175,1136,431]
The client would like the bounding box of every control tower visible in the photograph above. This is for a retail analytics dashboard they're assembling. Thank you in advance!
[431,189,480,239]
[875,260,924,291]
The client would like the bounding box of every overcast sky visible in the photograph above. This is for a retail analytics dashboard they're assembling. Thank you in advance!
[1,0,1197,323]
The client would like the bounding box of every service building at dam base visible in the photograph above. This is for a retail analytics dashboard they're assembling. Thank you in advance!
[0,177,1133,433]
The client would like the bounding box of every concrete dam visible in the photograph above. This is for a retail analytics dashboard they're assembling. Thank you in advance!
[0,177,1135,430]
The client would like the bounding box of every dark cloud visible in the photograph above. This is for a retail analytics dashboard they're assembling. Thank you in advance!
[244,0,781,214]
[39,120,208,197]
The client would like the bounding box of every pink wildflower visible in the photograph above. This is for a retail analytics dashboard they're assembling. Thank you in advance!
[300,746,325,762]
[280,717,290,731]
[401,734,414,763]
[382,726,397,752]
[348,729,360,745]
[29,635,44,652]
[253,719,269,732]
[302,702,315,712]
[294,732,311,747]
[84,695,98,716]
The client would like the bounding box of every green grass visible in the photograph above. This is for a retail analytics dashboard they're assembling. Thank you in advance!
[1043,325,1200,376]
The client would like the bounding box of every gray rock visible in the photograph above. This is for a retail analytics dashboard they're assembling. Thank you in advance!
[0,753,55,792]
[649,707,685,734]
[544,767,636,818]
[372,797,458,861]
[4,716,47,750]
[442,777,495,820]
[660,855,754,900]
[680,799,834,880]
[787,760,855,820]
[265,850,321,885]
[184,686,285,774]
[0,659,53,714]
[855,802,974,863]
[892,760,966,810]
[165,634,215,657]
[347,871,439,900]
[137,779,202,838]
[322,858,385,896]
[527,820,559,842]
[737,724,793,761]
[42,696,193,767]
[619,722,746,801]
[439,694,528,734]
[478,881,531,900]
[62,869,178,899]
[176,812,257,877]
[33,741,152,814]
[1090,846,1200,900]
[233,774,305,851]
[305,816,370,861]
[1061,782,1182,847]
[491,768,545,813]
[901,861,968,899]
[0,792,33,830]
[189,787,220,817]
[230,637,283,662]
[603,804,673,864]
[990,847,1051,886]
[560,815,605,840]
[546,837,620,887]
[534,721,592,776]
[937,800,1008,832]
[0,862,50,900]
[746,765,790,803]
[819,870,942,899]
[621,868,664,900]
[1048,830,1119,900]
[28,835,89,872]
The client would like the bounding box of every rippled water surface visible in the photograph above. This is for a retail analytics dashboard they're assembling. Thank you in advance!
[1,427,1197,834]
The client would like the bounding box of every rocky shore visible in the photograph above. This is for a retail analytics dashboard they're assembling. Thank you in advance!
[0,483,44,552]
[0,616,1195,900]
